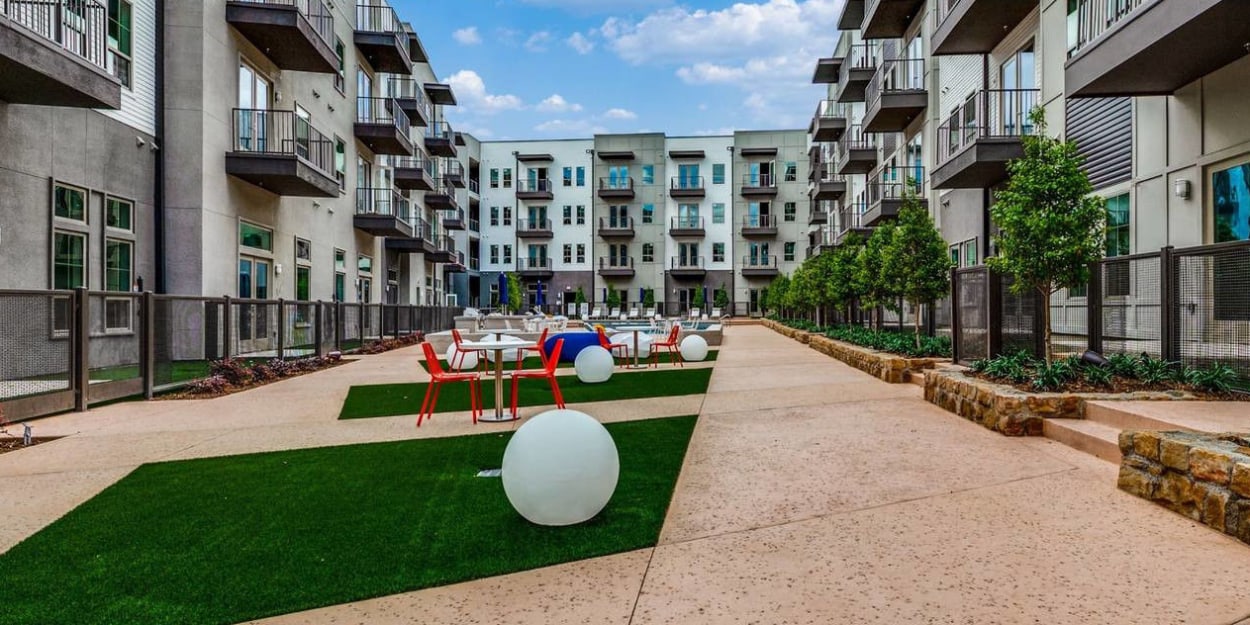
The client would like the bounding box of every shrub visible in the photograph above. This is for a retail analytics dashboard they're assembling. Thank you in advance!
[1136,355,1178,385]
[1185,363,1238,394]
[209,359,254,386]
[1083,365,1113,388]
[185,375,230,396]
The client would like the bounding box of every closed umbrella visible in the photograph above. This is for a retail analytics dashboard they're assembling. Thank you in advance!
[536,281,545,308]
[702,286,709,308]
[498,273,509,309]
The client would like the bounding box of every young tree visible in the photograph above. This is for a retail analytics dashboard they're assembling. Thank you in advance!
[790,259,821,324]
[692,287,706,311]
[884,194,952,348]
[575,286,587,306]
[505,273,524,313]
[606,287,621,311]
[642,288,655,309]
[714,283,730,310]
[829,234,865,322]
[989,108,1106,363]
[766,274,791,317]
[856,221,899,330]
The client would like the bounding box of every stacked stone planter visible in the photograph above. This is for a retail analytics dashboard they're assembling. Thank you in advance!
[763,320,943,384]
[1119,430,1250,544]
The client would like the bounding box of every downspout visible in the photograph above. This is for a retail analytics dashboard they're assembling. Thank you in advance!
[154,0,167,292]
[981,53,991,263]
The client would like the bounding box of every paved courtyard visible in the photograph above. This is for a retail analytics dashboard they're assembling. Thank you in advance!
[3,325,1250,624]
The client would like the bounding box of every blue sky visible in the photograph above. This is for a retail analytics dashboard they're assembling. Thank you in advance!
[393,0,845,140]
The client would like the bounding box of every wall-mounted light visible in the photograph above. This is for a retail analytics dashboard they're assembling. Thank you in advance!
[1174,179,1191,199]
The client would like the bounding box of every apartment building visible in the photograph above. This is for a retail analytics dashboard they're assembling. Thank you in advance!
[0,0,157,303]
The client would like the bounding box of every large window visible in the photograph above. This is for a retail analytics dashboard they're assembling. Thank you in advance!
[712,164,725,185]
[54,232,86,289]
[784,201,796,222]
[55,185,86,221]
[239,222,273,251]
[641,165,655,185]
[105,239,132,292]
[106,197,132,231]
[1213,162,1250,243]
[641,243,654,263]
[712,203,725,224]
[107,0,132,88]
[334,249,346,302]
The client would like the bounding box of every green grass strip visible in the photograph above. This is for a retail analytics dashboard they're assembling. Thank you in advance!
[0,416,697,625]
[340,367,713,420]
[420,348,718,372]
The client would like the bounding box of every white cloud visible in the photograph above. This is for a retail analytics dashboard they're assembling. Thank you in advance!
[525,31,553,52]
[567,32,595,54]
[537,94,583,113]
[603,108,638,120]
[534,119,609,135]
[444,70,524,115]
[452,26,481,45]
[517,0,672,13]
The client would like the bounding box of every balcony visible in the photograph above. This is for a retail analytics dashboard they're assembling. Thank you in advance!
[810,166,846,200]
[518,257,554,278]
[390,154,434,191]
[863,58,927,133]
[835,204,873,246]
[812,56,843,84]
[469,217,481,232]
[932,89,1038,189]
[517,219,554,239]
[669,217,705,238]
[226,0,337,73]
[469,178,480,196]
[598,217,635,239]
[354,3,412,74]
[669,176,706,199]
[443,209,466,231]
[354,188,412,237]
[423,82,457,106]
[932,0,1037,55]
[426,236,457,264]
[226,109,339,197]
[810,99,848,142]
[809,200,831,225]
[0,0,120,108]
[741,215,779,238]
[669,257,707,279]
[741,255,780,278]
[740,174,778,198]
[443,159,465,188]
[386,218,434,254]
[517,179,554,201]
[864,171,926,227]
[354,97,413,156]
[598,257,635,278]
[425,122,457,158]
[839,0,865,29]
[386,77,430,126]
[597,177,635,200]
[861,0,926,39]
[445,252,468,273]
[836,43,877,103]
[836,126,877,175]
[1066,0,1250,97]
[425,180,458,212]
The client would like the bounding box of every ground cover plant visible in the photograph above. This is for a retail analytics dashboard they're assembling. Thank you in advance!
[0,415,698,625]
[969,351,1245,397]
[768,318,952,359]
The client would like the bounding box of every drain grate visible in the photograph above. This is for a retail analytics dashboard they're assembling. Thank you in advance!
[476,469,502,478]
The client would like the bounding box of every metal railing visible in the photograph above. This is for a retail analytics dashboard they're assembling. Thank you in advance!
[519,257,552,271]
[599,257,635,270]
[874,165,925,188]
[671,216,705,230]
[743,215,777,229]
[814,98,846,120]
[3,0,109,70]
[425,121,454,141]
[468,178,480,194]
[671,176,705,191]
[518,179,552,193]
[386,152,432,172]
[743,254,778,269]
[518,218,552,233]
[598,177,635,191]
[469,257,480,271]
[355,187,409,221]
[356,97,410,136]
[469,217,480,232]
[355,1,405,36]
[233,0,334,47]
[1069,0,1152,57]
[742,174,777,189]
[599,216,634,230]
[671,256,706,270]
[231,108,335,178]
[436,235,456,254]
[938,89,1040,165]
[837,125,876,162]
[814,164,843,183]
[386,76,430,116]
[845,42,876,71]
[866,57,925,107]
[443,159,464,177]
[936,0,965,25]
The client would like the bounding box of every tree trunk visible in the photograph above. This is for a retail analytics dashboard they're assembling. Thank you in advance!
[1041,286,1053,364]
[912,299,922,349]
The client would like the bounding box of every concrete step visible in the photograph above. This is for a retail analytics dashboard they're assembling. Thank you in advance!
[906,371,926,387]
[1043,418,1123,464]
[1084,401,1197,432]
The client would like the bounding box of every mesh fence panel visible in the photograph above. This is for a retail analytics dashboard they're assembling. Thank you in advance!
[0,292,73,400]
[1101,253,1161,358]
[955,268,988,364]
[152,297,223,388]
[1174,242,1250,385]
[87,293,141,382]
[999,275,1039,358]
[397,305,412,335]
[1048,287,1088,357]
[231,301,280,358]
[319,303,337,354]
[933,297,952,338]
[342,304,363,351]
[285,303,317,357]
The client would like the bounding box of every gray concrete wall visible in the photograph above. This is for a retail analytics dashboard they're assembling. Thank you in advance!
[593,133,667,298]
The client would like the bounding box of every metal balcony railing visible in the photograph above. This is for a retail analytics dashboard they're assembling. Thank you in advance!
[600,216,634,230]
[235,0,333,46]
[671,256,705,270]
[355,2,404,35]
[468,178,480,194]
[386,76,429,112]
[520,257,552,270]
[355,187,410,221]
[356,97,410,136]
[671,216,705,230]
[937,89,1040,165]
[598,177,635,191]
[518,218,552,232]
[814,99,846,120]
[387,152,432,171]
[436,235,455,253]
[936,0,964,25]
[469,257,480,271]
[743,215,777,229]
[866,173,924,205]
[231,108,335,178]
[425,121,454,141]
[837,125,876,161]
[4,0,110,69]
[865,58,926,107]
[742,255,778,269]
[1069,0,1151,57]
[671,176,705,191]
[408,216,431,240]
[815,164,842,183]
[443,159,464,177]
[599,257,635,270]
[518,179,552,193]
[845,42,876,71]
[741,174,777,189]
[469,218,480,232]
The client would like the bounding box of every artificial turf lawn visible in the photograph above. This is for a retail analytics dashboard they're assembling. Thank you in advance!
[341,367,714,419]
[0,415,698,625]
[420,348,719,372]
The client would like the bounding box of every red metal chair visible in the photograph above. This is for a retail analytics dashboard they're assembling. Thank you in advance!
[597,327,629,367]
[418,342,482,427]
[516,327,549,371]
[508,338,566,420]
[450,328,486,372]
[650,324,683,368]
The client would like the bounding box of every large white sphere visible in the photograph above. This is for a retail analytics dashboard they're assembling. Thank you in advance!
[502,410,620,526]
[444,343,479,371]
[609,331,652,358]
[574,346,615,383]
[679,335,709,362]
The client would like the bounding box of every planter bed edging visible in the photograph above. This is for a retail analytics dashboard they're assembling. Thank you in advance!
[763,320,945,383]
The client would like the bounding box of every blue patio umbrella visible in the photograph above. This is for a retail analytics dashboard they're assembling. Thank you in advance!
[498,273,509,307]
[639,287,645,303]
[702,285,709,306]
[536,281,545,307]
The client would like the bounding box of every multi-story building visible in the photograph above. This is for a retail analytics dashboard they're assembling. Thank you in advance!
[732,130,809,314]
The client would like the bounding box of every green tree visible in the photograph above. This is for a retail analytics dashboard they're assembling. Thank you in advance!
[989,108,1106,363]
[829,234,865,321]
[692,287,705,310]
[856,221,899,329]
[606,287,621,311]
[574,286,587,306]
[505,273,524,313]
[766,274,791,316]
[884,195,952,347]
[714,283,730,310]
[642,288,655,309]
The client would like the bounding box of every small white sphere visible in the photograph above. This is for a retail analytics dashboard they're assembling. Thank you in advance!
[574,346,615,383]
[609,331,652,358]
[444,343,479,371]
[680,335,709,362]
[502,409,620,526]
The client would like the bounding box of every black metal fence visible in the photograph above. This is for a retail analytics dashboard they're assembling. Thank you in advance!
[951,240,1250,386]
[0,289,462,422]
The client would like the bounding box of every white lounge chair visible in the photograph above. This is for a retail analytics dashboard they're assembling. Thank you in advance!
[628,307,640,319]
[643,307,655,318]
[589,306,602,319]
[609,307,621,319]
[710,307,722,319]
[689,308,701,320]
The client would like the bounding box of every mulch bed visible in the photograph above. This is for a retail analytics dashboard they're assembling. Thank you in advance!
[0,437,61,456]
[159,358,354,401]
[969,372,1243,401]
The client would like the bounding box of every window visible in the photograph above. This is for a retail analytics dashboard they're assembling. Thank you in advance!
[576,205,586,225]
[712,242,725,263]
[563,205,573,225]
[55,184,86,221]
[503,206,513,226]
[563,167,573,187]
[334,38,346,93]
[54,232,86,289]
[502,168,513,188]
[1105,194,1130,257]
[642,243,655,263]
[950,246,960,267]
[295,237,311,262]
[503,245,513,264]
[563,244,573,263]
[1212,162,1250,243]
[642,203,654,224]
[784,202,796,222]
[105,197,132,231]
[712,164,726,184]
[358,254,372,274]
[334,249,346,302]
[576,244,585,263]
[490,206,499,226]
[963,239,978,267]
[641,165,654,185]
[712,203,725,224]
[107,0,132,88]
[784,242,796,262]
[576,166,586,186]
[784,161,797,182]
[334,138,346,189]
[490,244,499,264]
[104,239,132,292]
[490,168,499,188]
[239,222,272,251]
[296,266,311,302]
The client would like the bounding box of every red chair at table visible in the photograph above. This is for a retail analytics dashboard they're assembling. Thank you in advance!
[418,342,482,427]
[508,338,566,420]
[650,324,683,368]
[596,327,629,367]
[450,329,486,372]
[516,327,549,371]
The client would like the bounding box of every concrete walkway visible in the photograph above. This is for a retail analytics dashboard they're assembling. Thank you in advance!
[5,326,1250,624]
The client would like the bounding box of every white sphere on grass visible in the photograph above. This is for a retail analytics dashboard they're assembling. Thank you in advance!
[502,409,620,526]
[680,335,709,362]
[444,343,479,371]
[574,346,615,383]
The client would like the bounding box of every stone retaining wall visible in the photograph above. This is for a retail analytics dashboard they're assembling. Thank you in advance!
[1119,431,1250,545]
[763,320,943,384]
[924,369,1189,437]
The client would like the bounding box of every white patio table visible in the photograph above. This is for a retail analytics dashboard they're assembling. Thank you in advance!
[461,335,536,422]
